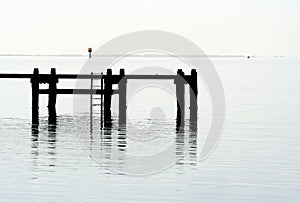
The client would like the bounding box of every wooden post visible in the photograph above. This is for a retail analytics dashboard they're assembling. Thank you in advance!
[189,69,198,123]
[175,69,185,129]
[31,68,39,124]
[90,72,93,132]
[118,69,127,125]
[100,72,104,129]
[104,69,112,125]
[48,68,58,124]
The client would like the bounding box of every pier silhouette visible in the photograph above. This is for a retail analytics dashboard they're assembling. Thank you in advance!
[0,68,198,129]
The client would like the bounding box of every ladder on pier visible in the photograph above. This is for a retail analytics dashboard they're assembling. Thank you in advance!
[90,72,104,130]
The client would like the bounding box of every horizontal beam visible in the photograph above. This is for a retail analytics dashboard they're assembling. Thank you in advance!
[125,75,176,80]
[0,73,100,79]
[0,74,190,83]
[38,89,119,95]
[59,74,182,81]
[0,74,32,78]
[0,74,179,79]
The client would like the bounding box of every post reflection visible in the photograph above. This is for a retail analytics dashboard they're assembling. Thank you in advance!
[175,119,198,167]
[31,124,39,142]
[102,125,112,164]
[31,124,39,157]
[188,120,198,166]
[47,123,57,157]
[117,125,126,152]
[31,121,58,170]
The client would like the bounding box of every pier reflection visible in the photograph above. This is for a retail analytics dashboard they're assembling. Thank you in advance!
[88,118,198,173]
[30,116,198,175]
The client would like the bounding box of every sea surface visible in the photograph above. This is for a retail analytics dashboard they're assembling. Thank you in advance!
[0,56,300,202]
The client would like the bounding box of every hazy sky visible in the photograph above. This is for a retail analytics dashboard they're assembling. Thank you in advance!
[0,0,299,56]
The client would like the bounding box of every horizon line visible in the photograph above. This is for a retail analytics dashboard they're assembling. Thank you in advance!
[0,53,298,58]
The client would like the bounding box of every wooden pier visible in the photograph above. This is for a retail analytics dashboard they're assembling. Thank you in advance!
[0,68,198,127]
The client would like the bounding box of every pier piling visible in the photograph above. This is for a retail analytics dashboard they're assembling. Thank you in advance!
[118,69,127,125]
[48,68,58,124]
[31,68,39,124]
[189,69,198,122]
[175,69,185,128]
[104,69,113,125]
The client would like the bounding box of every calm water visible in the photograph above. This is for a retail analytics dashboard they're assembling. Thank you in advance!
[0,56,300,202]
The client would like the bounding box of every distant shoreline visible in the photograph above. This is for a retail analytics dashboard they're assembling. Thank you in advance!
[0,54,298,58]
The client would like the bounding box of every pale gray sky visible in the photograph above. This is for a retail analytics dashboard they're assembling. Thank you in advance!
[0,0,299,56]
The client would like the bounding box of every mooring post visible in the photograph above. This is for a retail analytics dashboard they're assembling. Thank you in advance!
[175,69,185,129]
[48,68,58,124]
[118,69,127,125]
[189,69,198,123]
[104,69,112,125]
[31,68,39,124]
